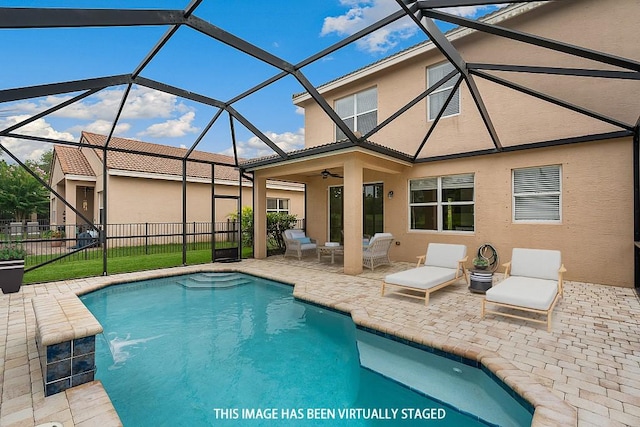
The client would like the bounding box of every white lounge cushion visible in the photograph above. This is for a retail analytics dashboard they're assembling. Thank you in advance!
[485,276,558,311]
[424,243,467,269]
[385,266,457,290]
[510,248,561,281]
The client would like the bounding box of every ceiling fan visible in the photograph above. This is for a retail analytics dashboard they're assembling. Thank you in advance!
[321,169,343,179]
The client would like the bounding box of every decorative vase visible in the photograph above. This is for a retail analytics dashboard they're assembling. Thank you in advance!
[0,259,25,294]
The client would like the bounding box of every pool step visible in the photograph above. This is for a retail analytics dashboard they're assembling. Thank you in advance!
[177,273,252,289]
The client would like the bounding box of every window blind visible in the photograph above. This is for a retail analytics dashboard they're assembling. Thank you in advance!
[513,166,561,221]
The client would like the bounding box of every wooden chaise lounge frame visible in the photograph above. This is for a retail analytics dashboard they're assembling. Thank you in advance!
[481,248,566,332]
[381,243,468,305]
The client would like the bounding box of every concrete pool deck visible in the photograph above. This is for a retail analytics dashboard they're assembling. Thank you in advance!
[1,257,639,426]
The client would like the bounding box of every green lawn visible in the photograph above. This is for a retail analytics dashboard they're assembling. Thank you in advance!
[23,246,254,284]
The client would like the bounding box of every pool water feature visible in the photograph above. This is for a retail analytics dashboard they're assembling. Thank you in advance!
[80,272,533,426]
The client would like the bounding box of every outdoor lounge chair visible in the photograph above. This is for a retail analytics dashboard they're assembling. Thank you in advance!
[283,229,317,260]
[381,243,468,305]
[481,248,566,332]
[362,232,394,270]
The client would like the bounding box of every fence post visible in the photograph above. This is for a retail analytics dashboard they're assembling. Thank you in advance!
[145,222,149,255]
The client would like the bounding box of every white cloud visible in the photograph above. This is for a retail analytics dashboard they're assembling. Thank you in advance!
[137,112,199,138]
[438,6,498,18]
[321,0,501,53]
[67,120,132,136]
[321,0,415,53]
[223,128,305,159]
[0,115,75,162]
[52,86,191,120]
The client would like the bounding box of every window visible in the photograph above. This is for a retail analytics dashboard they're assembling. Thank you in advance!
[427,62,460,120]
[334,87,377,140]
[409,173,474,232]
[267,198,290,214]
[513,165,561,222]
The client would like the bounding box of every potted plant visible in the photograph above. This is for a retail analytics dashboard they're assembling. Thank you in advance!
[0,242,27,294]
[472,257,489,270]
[44,228,65,247]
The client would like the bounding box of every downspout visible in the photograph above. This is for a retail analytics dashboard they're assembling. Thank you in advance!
[634,127,640,290]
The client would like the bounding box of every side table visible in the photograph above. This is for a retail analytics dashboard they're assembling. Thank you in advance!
[469,269,494,294]
[317,245,344,264]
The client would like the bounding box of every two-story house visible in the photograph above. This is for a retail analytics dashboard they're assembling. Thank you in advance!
[244,0,639,287]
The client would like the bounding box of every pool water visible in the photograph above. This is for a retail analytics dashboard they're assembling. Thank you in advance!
[80,272,532,426]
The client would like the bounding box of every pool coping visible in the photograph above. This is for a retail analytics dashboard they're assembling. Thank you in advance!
[65,264,576,427]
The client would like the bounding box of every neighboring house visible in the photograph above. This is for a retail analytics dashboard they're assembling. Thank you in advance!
[244,0,639,287]
[49,131,304,236]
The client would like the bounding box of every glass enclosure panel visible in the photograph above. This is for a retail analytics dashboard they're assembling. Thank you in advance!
[441,205,474,231]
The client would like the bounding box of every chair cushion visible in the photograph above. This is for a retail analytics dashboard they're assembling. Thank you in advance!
[510,248,561,281]
[424,243,467,269]
[485,276,558,311]
[285,229,306,240]
[385,266,457,290]
[300,243,317,250]
[295,237,311,244]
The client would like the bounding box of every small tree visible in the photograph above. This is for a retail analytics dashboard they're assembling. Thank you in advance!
[228,207,297,252]
[0,159,49,221]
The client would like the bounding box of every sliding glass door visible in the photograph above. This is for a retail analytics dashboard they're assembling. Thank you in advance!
[328,183,383,243]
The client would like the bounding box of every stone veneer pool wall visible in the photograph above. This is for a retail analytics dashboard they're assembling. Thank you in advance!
[32,293,103,396]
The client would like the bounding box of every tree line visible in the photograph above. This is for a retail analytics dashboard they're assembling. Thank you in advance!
[0,150,52,221]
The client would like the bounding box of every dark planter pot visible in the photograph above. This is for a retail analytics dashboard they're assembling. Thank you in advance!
[0,259,25,294]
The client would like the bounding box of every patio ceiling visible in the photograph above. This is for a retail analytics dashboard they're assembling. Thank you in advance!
[1,0,638,174]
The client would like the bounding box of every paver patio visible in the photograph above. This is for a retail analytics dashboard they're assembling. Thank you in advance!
[1,257,639,426]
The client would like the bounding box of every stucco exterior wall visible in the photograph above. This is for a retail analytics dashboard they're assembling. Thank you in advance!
[105,176,304,225]
[302,138,633,287]
[298,0,637,155]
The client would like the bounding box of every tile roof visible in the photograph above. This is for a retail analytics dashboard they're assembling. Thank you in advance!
[80,131,240,181]
[54,145,96,176]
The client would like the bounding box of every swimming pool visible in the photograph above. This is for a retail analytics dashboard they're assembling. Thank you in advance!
[80,272,532,426]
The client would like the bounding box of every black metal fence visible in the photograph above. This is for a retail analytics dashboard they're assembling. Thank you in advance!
[0,218,307,269]
[0,220,241,268]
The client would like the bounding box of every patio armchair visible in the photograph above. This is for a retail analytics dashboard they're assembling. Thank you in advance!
[362,233,394,270]
[283,229,317,260]
[481,248,566,332]
[382,243,468,305]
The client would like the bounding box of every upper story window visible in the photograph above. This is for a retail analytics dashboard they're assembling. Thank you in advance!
[334,87,377,140]
[427,62,460,120]
[513,165,561,222]
[267,198,290,214]
[409,173,474,232]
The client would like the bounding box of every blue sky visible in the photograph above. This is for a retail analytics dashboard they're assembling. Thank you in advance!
[0,0,501,163]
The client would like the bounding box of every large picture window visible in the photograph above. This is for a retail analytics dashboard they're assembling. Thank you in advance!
[427,62,460,120]
[334,87,377,140]
[513,165,561,222]
[409,173,474,232]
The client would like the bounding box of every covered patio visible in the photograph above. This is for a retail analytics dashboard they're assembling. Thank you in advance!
[248,146,408,275]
